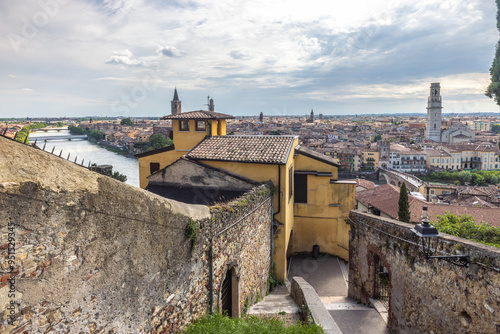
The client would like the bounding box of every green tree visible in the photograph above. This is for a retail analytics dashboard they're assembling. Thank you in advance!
[471,173,485,186]
[133,141,150,150]
[432,213,500,248]
[491,124,500,133]
[149,134,172,149]
[398,182,411,224]
[68,125,86,135]
[486,0,500,106]
[111,171,127,182]
[15,126,30,144]
[491,175,499,184]
[458,171,472,185]
[373,134,382,142]
[121,118,134,126]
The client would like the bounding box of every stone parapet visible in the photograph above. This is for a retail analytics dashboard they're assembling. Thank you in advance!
[348,210,500,334]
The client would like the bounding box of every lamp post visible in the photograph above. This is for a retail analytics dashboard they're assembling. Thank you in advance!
[411,206,470,267]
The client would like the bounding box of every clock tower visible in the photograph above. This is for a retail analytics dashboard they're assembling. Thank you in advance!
[425,82,442,142]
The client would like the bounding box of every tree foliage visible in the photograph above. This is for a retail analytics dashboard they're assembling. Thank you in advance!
[149,134,172,149]
[111,171,127,182]
[432,212,500,248]
[120,118,134,126]
[398,182,411,224]
[373,134,382,142]
[15,126,30,144]
[491,123,500,133]
[429,169,500,185]
[486,0,500,106]
[68,125,86,135]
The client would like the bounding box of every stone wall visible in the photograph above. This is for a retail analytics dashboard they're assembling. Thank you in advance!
[348,210,500,334]
[0,136,272,333]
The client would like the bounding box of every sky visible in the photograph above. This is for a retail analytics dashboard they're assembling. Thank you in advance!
[1,0,500,118]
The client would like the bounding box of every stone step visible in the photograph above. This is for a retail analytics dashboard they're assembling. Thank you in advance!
[247,294,300,315]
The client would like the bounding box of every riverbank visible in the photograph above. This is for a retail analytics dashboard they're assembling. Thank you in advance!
[88,137,137,159]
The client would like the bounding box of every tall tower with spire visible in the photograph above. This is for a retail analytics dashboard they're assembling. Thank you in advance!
[310,109,314,122]
[171,88,181,115]
[425,83,442,142]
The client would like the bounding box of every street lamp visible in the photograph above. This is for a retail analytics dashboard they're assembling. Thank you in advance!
[411,206,470,267]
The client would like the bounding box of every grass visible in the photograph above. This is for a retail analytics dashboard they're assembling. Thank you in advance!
[181,312,324,334]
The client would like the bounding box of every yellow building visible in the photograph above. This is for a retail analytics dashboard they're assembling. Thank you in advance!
[361,150,379,170]
[183,136,355,280]
[138,123,355,280]
[136,110,233,188]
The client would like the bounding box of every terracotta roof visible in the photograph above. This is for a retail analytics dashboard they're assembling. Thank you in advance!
[186,135,296,164]
[356,184,500,227]
[162,110,234,120]
[295,145,340,167]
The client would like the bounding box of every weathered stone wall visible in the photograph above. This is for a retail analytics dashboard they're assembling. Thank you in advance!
[348,210,500,334]
[0,137,272,333]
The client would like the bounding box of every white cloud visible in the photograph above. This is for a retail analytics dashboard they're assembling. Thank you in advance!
[157,46,185,58]
[105,49,151,67]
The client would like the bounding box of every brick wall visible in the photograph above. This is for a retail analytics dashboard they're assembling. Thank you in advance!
[0,151,271,334]
[348,210,500,334]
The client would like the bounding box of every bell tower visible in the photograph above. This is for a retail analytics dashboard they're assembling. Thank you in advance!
[171,88,181,115]
[425,83,442,142]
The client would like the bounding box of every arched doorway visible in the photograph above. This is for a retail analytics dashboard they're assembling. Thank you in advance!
[221,268,233,316]
[372,254,390,310]
[220,265,240,317]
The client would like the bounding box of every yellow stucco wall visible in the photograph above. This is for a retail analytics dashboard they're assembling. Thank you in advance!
[172,120,209,151]
[201,137,298,281]
[138,118,228,188]
[291,154,355,262]
[138,150,185,189]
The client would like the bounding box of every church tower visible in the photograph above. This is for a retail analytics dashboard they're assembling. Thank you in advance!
[171,88,181,115]
[425,83,442,142]
[310,109,314,122]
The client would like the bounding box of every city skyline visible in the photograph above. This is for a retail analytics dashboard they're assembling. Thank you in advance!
[1,0,500,118]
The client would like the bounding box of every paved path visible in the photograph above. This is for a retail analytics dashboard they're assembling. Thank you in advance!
[247,283,302,325]
[289,254,389,334]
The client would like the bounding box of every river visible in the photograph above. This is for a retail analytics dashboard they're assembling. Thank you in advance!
[29,129,139,187]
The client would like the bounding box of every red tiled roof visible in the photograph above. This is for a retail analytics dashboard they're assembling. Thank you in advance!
[162,110,234,120]
[186,135,296,164]
[356,184,500,227]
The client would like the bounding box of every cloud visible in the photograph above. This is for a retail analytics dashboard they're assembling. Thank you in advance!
[229,50,250,60]
[105,49,150,67]
[157,46,185,58]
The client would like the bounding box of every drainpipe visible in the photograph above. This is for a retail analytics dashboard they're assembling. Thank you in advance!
[270,196,274,271]
[274,165,281,218]
[209,238,214,314]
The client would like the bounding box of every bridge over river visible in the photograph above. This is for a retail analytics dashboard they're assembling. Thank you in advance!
[32,135,87,142]
[379,168,424,192]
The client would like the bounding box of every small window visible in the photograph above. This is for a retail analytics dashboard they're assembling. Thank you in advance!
[430,190,435,195]
[294,174,307,203]
[150,162,160,174]
[289,165,293,200]
[179,120,189,131]
[196,120,206,131]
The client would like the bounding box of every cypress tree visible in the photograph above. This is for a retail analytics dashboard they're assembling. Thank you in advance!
[398,182,411,223]
[486,0,500,106]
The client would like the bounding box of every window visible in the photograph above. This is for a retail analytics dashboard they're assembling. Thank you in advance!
[150,162,160,174]
[430,190,435,195]
[179,120,189,131]
[196,120,206,131]
[289,166,293,200]
[294,174,307,203]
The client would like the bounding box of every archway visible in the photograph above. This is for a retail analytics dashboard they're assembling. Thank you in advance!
[220,265,240,317]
